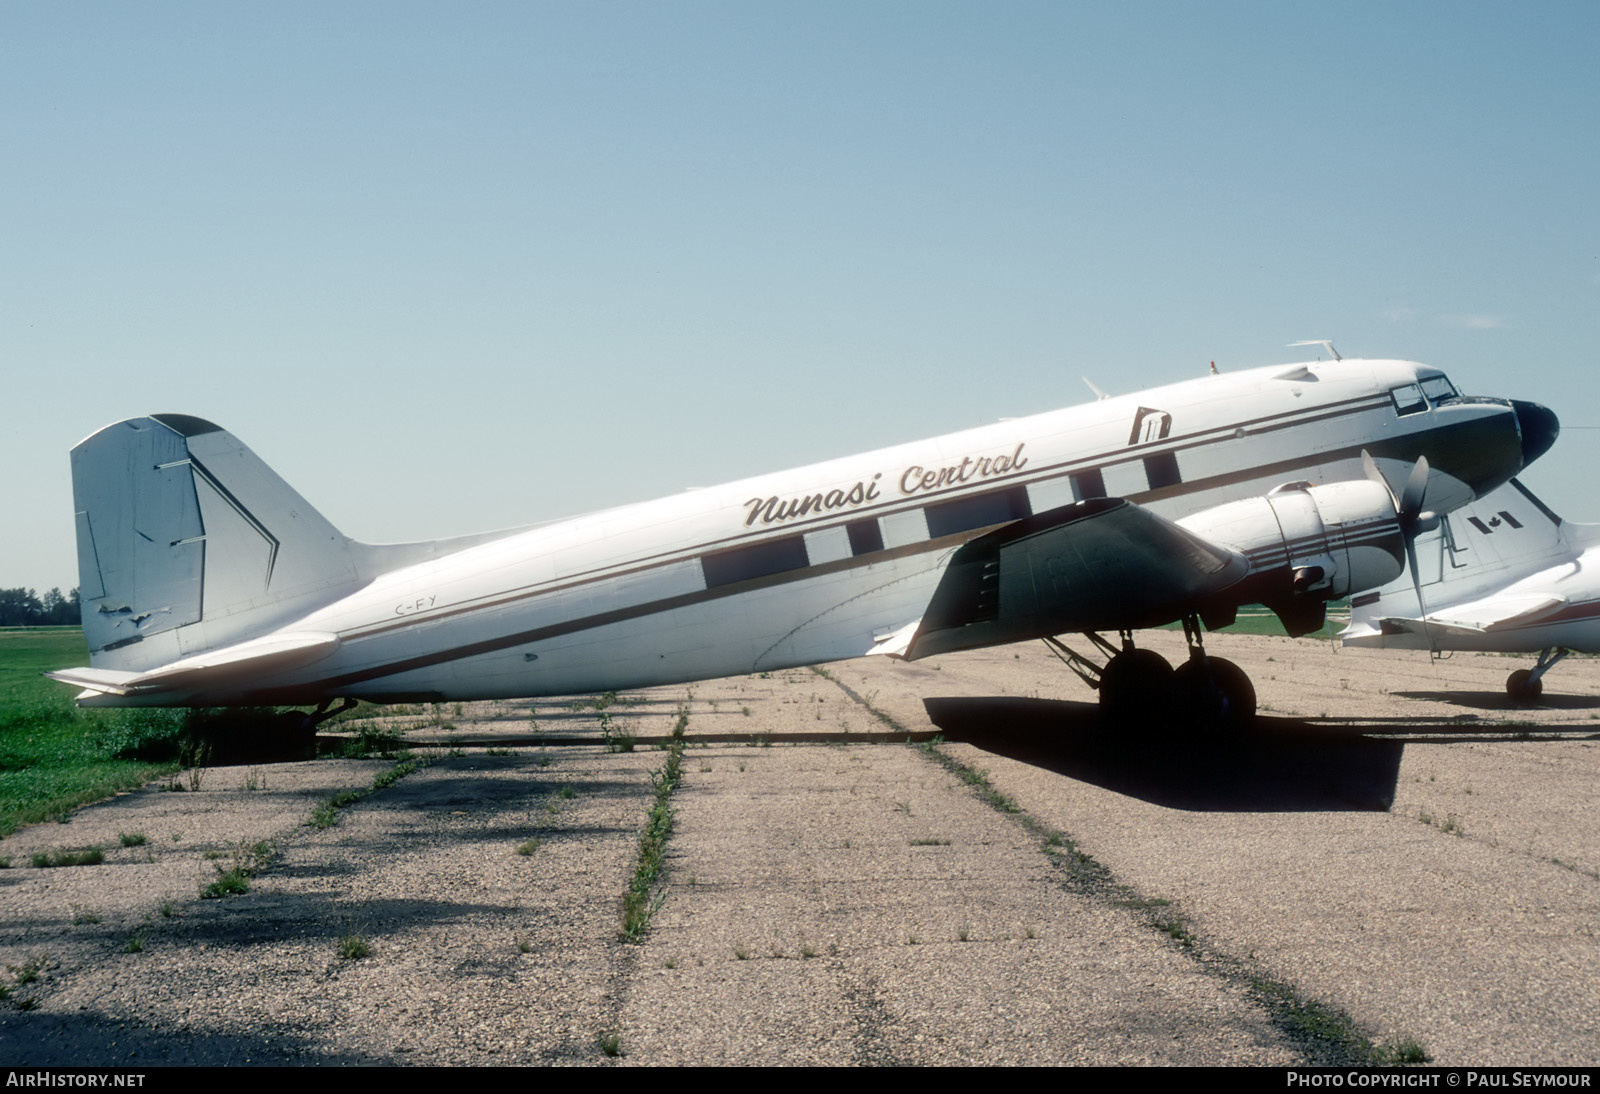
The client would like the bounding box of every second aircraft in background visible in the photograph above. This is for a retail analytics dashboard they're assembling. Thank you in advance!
[1341,480,1599,701]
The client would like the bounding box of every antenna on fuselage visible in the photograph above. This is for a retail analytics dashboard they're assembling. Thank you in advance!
[1288,339,1341,361]
[1082,377,1110,400]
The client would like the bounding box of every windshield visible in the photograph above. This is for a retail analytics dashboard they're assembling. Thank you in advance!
[1419,375,1458,403]
[1393,374,1460,416]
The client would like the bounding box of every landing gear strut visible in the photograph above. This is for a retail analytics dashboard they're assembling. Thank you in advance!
[1507,647,1569,703]
[1043,617,1256,731]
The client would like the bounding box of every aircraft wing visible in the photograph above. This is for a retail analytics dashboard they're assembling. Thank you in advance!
[1374,593,1568,638]
[903,497,1252,660]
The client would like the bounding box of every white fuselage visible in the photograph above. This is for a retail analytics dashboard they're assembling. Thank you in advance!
[65,357,1543,707]
[195,358,1514,703]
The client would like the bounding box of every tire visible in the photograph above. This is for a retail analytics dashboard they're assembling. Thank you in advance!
[1099,649,1176,727]
[1506,668,1543,703]
[1173,656,1256,732]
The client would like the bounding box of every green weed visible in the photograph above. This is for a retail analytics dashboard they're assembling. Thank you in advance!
[31,846,104,868]
[8,956,44,985]
[372,759,418,790]
[1377,1038,1430,1065]
[201,840,272,899]
[619,707,687,942]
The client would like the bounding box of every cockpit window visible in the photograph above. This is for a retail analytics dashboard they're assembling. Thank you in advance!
[1419,375,1458,404]
[1391,384,1427,416]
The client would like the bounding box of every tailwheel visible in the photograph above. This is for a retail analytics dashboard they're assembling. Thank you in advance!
[1506,668,1543,703]
[1098,649,1176,726]
[277,698,358,741]
[277,709,319,741]
[1173,656,1256,733]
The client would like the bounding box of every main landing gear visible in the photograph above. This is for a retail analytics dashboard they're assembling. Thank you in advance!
[1043,615,1256,731]
[1506,647,1569,703]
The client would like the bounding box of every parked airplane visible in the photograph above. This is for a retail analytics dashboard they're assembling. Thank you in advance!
[1340,479,1596,701]
[49,356,1557,731]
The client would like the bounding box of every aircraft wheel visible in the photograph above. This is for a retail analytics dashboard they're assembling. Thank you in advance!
[1099,650,1175,726]
[1506,669,1543,703]
[1174,657,1256,732]
[277,709,318,741]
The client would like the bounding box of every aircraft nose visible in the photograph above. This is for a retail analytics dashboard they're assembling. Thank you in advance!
[1512,400,1560,467]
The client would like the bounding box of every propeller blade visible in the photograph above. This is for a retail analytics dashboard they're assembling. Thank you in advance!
[1408,535,1434,653]
[1361,448,1435,647]
[1399,454,1430,524]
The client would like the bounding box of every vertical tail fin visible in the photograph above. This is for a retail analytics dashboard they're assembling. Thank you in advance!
[72,415,366,672]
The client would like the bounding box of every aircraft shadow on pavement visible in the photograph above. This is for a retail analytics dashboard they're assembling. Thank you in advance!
[922,696,1405,813]
[1393,689,1600,711]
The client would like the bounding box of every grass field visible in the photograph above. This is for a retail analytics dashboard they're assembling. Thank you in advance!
[1163,603,1350,640]
[0,628,181,838]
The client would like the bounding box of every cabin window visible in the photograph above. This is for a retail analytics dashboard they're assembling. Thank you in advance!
[1391,384,1427,416]
[1070,468,1107,501]
[1143,451,1181,490]
[924,486,1031,538]
[846,518,884,556]
[702,535,810,588]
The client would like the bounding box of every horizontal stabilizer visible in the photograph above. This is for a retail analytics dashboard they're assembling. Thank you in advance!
[43,666,141,697]
[47,631,339,699]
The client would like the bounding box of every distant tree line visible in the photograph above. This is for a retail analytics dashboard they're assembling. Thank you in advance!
[0,587,81,626]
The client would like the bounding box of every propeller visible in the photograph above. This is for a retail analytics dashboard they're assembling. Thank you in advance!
[1361,449,1438,649]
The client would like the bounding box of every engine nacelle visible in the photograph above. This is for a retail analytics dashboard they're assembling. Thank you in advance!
[1176,479,1406,602]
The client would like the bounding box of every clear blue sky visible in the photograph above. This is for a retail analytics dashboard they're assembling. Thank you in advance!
[4,1,1597,593]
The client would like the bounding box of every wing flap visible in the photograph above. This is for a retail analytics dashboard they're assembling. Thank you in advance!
[866,618,922,658]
